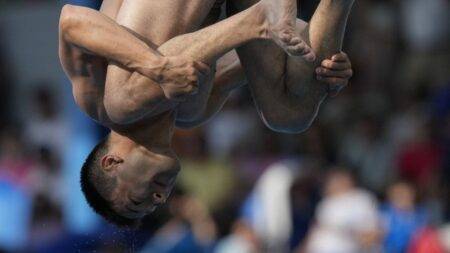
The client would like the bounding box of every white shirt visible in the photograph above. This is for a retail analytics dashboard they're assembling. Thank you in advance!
[306,190,379,253]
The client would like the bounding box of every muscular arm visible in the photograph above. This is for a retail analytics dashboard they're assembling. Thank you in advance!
[59,4,166,81]
[59,1,125,123]
[59,3,170,123]
[59,3,209,124]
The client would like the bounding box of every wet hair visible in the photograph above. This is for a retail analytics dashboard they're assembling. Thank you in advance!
[80,137,140,228]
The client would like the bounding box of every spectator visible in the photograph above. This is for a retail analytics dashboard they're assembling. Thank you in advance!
[215,219,260,253]
[24,85,68,158]
[407,226,446,253]
[380,181,428,253]
[0,128,35,186]
[439,224,450,252]
[26,147,63,207]
[395,123,443,187]
[241,160,302,253]
[305,169,380,253]
[396,0,450,90]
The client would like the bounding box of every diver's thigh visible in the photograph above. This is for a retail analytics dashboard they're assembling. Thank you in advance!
[116,0,217,43]
[100,0,124,20]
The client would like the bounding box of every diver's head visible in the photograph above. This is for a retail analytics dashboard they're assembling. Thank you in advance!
[80,134,180,228]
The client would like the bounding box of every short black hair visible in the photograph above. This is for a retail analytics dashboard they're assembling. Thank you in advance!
[80,137,140,228]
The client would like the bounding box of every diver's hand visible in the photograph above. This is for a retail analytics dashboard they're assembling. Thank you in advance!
[147,56,211,101]
[316,51,353,97]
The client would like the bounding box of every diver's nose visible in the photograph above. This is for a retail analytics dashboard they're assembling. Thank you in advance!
[152,192,167,205]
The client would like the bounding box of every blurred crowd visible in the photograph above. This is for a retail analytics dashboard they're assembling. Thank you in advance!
[0,0,449,252]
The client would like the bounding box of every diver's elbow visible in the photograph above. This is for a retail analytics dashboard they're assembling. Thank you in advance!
[104,96,139,125]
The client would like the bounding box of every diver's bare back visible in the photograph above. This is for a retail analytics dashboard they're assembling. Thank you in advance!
[62,0,222,132]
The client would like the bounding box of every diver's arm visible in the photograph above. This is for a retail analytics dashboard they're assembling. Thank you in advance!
[59,4,166,82]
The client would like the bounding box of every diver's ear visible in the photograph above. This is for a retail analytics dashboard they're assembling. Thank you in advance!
[101,155,124,171]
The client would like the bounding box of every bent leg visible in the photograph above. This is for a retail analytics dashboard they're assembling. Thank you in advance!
[229,0,354,133]
[103,1,270,124]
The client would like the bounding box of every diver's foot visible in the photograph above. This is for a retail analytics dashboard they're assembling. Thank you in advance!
[258,0,315,61]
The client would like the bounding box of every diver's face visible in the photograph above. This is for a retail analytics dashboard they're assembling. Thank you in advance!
[113,148,180,219]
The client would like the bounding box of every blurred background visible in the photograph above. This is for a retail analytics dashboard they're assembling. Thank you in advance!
[0,0,449,252]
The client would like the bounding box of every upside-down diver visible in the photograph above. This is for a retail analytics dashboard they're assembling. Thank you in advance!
[59,0,354,227]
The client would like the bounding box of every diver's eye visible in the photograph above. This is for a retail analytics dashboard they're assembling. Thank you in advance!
[129,198,142,205]
[153,179,168,187]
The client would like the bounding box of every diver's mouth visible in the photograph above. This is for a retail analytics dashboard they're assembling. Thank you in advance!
[123,206,146,219]
[153,173,177,188]
[153,169,179,187]
[129,197,143,206]
[126,206,140,214]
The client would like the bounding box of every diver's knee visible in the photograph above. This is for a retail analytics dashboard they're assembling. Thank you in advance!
[262,111,315,134]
